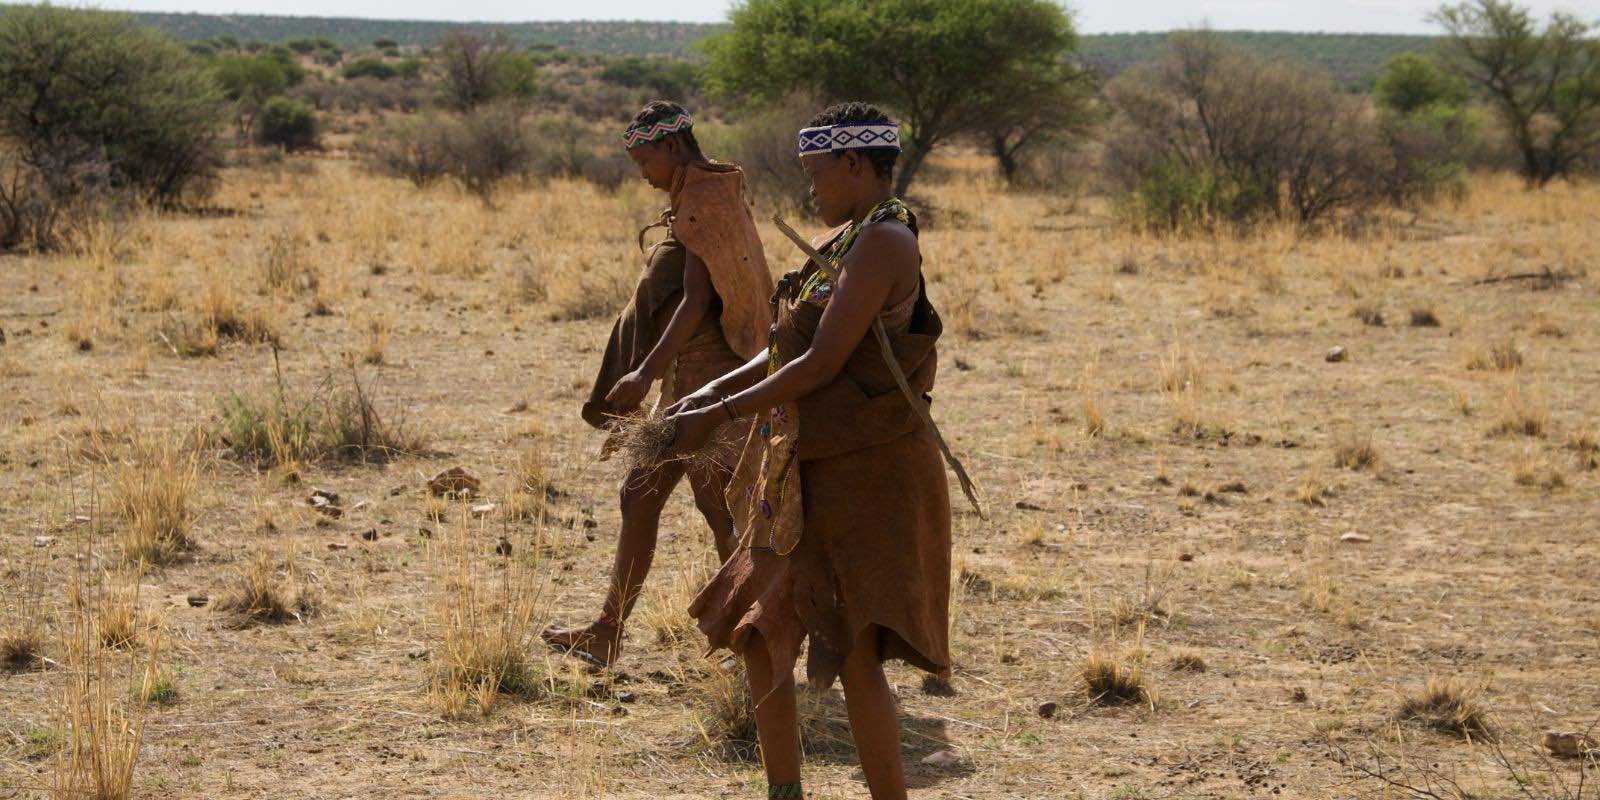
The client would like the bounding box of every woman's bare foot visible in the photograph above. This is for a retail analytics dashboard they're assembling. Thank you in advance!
[541,620,621,668]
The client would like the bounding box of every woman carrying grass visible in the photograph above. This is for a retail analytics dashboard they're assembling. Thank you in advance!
[666,102,951,800]
[542,101,774,667]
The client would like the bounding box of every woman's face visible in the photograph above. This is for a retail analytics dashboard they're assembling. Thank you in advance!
[801,152,856,227]
[627,139,679,191]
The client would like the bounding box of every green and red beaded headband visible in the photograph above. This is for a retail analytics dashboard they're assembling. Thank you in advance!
[621,112,692,149]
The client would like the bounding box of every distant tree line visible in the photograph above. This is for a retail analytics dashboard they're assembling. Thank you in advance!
[0,0,1596,251]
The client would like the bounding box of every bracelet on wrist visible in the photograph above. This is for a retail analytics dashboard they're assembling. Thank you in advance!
[720,395,740,422]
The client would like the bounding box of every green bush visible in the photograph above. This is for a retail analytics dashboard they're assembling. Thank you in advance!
[256,98,318,151]
[0,5,225,246]
[343,58,396,81]
[1121,158,1275,232]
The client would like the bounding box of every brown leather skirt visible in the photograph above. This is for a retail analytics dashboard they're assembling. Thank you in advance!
[688,426,952,688]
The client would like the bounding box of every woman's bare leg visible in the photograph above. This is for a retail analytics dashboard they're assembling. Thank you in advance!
[838,625,907,800]
[686,460,738,562]
[742,632,802,793]
[541,461,685,666]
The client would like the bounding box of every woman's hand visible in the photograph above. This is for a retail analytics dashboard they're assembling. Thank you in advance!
[665,406,720,458]
[604,369,652,412]
[663,384,720,417]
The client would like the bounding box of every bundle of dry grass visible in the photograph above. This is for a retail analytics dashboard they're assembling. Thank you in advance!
[605,411,740,477]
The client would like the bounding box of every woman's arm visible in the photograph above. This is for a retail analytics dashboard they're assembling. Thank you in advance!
[663,349,770,416]
[722,223,919,414]
[667,223,919,447]
[605,250,715,410]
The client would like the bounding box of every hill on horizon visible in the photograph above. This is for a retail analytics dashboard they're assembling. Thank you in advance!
[42,8,1440,86]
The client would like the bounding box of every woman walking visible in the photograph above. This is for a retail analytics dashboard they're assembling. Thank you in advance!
[543,101,773,667]
[666,101,951,800]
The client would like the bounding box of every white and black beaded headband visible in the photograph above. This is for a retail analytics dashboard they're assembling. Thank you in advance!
[796,123,902,156]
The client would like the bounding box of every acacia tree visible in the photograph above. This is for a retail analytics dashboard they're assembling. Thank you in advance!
[1432,0,1600,185]
[705,0,1085,196]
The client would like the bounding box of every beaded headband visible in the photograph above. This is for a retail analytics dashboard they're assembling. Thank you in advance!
[621,112,692,149]
[797,123,901,155]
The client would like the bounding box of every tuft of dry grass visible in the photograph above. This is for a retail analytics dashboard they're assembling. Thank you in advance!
[358,314,391,365]
[1466,339,1524,372]
[1081,645,1151,707]
[1169,652,1207,673]
[1332,428,1380,470]
[1512,447,1566,491]
[2,625,45,672]
[1296,469,1333,507]
[2,558,48,672]
[608,412,679,474]
[111,433,199,565]
[51,566,151,800]
[1488,374,1549,438]
[429,511,548,718]
[635,554,714,647]
[687,659,759,760]
[259,226,318,295]
[215,549,319,627]
[1352,303,1385,327]
[94,577,142,651]
[1080,360,1106,438]
[1397,678,1494,740]
[1409,307,1440,327]
[1568,430,1600,470]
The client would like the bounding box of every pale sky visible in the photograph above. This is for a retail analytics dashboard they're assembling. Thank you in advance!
[83,0,1600,33]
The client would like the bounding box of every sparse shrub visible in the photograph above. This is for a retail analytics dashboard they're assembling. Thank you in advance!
[435,30,537,111]
[361,114,452,187]
[1397,677,1494,739]
[256,97,318,152]
[94,579,142,650]
[1105,31,1396,231]
[448,104,535,202]
[696,99,816,211]
[212,54,288,141]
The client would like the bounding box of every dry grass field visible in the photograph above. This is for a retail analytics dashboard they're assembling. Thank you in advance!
[1,151,1597,799]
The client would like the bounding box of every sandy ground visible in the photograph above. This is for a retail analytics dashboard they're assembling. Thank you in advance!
[1,154,1597,799]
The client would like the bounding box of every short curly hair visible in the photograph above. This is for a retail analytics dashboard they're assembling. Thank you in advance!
[808,101,898,180]
[629,99,704,160]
